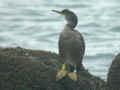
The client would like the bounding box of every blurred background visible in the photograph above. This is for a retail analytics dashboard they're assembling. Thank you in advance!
[0,0,120,80]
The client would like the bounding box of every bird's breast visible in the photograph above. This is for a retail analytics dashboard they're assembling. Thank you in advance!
[60,30,81,41]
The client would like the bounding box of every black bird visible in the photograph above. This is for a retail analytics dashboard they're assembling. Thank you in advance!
[52,9,85,81]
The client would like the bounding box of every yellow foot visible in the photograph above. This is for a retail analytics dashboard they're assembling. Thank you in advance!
[56,70,67,81]
[56,64,67,81]
[68,72,77,81]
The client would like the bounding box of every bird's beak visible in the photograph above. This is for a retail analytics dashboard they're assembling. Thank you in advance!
[52,10,63,15]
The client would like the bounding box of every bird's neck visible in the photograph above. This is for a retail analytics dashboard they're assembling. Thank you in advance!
[66,19,77,29]
[64,24,74,31]
[65,23,76,31]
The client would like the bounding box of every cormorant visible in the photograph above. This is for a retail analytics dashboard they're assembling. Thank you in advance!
[52,9,85,81]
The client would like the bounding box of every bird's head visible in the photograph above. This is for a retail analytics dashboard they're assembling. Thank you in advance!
[52,9,78,28]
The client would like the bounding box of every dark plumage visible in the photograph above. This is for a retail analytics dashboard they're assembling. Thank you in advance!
[59,25,85,70]
[52,9,85,81]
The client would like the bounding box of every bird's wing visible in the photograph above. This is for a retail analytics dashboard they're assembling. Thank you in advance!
[59,30,85,62]
[71,30,85,60]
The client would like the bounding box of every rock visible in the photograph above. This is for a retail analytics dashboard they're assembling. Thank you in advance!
[107,53,120,90]
[0,47,105,90]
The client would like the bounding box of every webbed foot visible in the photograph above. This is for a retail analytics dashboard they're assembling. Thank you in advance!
[56,64,67,81]
[68,69,77,81]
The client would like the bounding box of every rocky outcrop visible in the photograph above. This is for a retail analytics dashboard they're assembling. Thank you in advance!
[0,47,107,90]
[106,53,120,90]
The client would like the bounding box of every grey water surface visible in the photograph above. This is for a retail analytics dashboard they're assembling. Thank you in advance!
[0,0,120,80]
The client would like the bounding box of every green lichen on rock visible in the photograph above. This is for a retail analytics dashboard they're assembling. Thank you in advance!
[0,47,105,90]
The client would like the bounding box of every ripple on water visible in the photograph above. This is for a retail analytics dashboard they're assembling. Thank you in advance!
[109,26,120,33]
